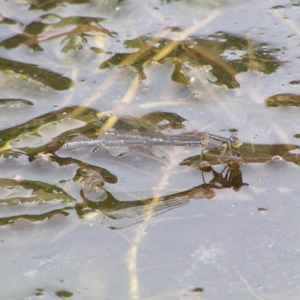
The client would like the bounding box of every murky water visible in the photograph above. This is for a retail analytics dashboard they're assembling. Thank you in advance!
[1,0,300,299]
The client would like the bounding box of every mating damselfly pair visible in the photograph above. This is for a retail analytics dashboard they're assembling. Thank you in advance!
[63,129,242,164]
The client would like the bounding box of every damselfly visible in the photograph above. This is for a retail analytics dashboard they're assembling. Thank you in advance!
[63,130,242,163]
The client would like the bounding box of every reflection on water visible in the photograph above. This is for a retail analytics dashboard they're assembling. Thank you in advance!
[1,111,299,229]
[0,111,251,228]
[77,161,247,230]
[0,161,246,229]
[0,2,300,299]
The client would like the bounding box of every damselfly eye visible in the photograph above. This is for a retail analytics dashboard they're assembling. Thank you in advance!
[231,136,242,148]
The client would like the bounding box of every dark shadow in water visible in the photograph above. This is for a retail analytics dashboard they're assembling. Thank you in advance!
[0,57,73,91]
[100,32,281,88]
[0,162,246,228]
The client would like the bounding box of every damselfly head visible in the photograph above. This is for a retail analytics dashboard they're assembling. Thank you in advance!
[229,133,242,148]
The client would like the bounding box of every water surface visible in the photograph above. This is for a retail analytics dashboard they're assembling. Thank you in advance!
[1,1,300,299]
